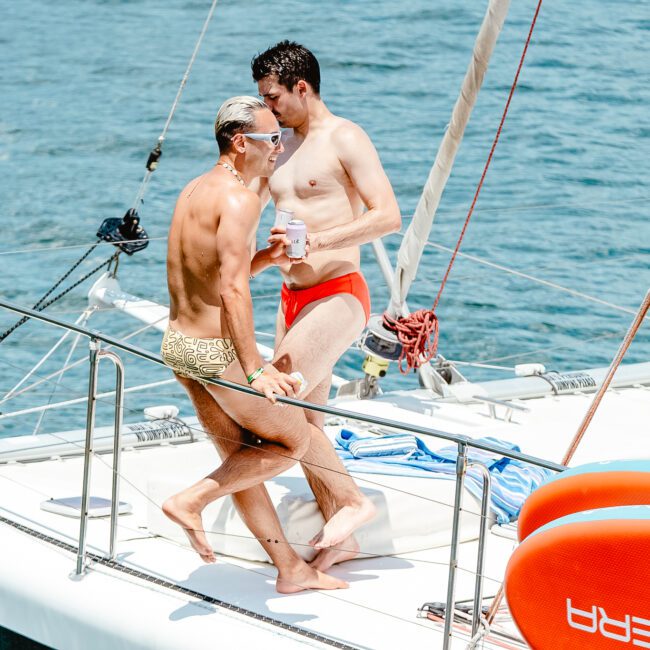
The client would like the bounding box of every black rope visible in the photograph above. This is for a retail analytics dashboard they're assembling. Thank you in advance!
[0,250,118,344]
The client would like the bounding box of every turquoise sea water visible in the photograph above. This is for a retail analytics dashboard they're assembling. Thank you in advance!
[1,0,648,437]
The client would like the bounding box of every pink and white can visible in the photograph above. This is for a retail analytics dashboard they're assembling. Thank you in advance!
[286,219,307,258]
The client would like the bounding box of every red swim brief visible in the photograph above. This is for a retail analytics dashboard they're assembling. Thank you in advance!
[280,272,371,330]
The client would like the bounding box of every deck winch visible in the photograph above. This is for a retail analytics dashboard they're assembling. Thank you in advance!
[337,315,400,398]
[360,314,403,362]
[337,315,468,399]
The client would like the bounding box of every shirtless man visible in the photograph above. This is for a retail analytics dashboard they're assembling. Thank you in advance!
[250,41,402,570]
[161,95,346,593]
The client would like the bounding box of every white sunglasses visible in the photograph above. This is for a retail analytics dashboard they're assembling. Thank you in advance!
[242,132,282,146]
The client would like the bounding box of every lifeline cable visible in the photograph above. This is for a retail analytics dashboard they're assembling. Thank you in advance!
[0,251,117,344]
[384,0,545,374]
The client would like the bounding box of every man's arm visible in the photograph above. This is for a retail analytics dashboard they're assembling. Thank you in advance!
[216,192,297,400]
[244,177,270,262]
[247,176,285,276]
[310,122,401,252]
[250,243,276,278]
[248,176,272,209]
[250,227,309,278]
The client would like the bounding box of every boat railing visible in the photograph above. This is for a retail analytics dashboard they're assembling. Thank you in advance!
[0,297,565,647]
[76,341,125,574]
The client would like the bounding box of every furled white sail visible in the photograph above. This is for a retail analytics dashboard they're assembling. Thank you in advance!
[388,0,511,318]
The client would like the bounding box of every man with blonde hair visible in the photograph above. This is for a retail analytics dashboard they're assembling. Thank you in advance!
[162,95,347,593]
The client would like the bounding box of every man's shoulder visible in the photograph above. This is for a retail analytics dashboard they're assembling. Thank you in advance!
[221,186,261,219]
[176,172,260,224]
[328,116,370,148]
[328,115,365,135]
[179,172,207,197]
[323,117,375,163]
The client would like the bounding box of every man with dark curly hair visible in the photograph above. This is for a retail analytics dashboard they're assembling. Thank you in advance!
[250,41,401,571]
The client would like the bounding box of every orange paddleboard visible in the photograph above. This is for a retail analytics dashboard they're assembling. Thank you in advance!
[518,459,650,541]
[506,506,650,650]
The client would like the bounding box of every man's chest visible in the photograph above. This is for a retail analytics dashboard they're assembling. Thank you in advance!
[270,137,349,201]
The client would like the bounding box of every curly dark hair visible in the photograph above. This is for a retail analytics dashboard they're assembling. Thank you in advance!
[251,40,320,94]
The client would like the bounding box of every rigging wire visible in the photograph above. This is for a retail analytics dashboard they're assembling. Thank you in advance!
[2,187,648,257]
[0,192,646,258]
[0,462,511,636]
[475,327,633,365]
[0,472,447,643]
[0,460,507,585]
[0,252,119,344]
[0,236,168,257]
[0,0,221,345]
[0,378,177,420]
[0,311,280,407]
[0,410,516,625]
[390,229,647,295]
[412,236,637,315]
[0,294,279,321]
[31,318,87,435]
[400,193,650,220]
[130,0,220,212]
[0,316,167,405]
[3,269,643,408]
[2,310,91,402]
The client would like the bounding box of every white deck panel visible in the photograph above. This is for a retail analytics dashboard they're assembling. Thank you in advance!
[0,381,648,648]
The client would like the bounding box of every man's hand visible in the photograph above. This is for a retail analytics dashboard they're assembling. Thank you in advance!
[250,364,301,403]
[266,226,309,265]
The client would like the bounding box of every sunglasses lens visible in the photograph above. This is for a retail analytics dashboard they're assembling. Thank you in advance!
[271,134,280,146]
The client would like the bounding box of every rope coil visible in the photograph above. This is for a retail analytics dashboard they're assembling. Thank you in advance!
[383,310,439,374]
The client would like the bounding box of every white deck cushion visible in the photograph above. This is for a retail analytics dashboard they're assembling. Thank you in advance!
[147,463,490,563]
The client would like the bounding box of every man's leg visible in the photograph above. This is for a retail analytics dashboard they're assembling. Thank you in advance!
[273,293,376,562]
[301,377,366,570]
[163,374,347,592]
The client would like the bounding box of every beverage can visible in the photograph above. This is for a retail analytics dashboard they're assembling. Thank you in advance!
[274,208,294,229]
[286,219,307,258]
[290,371,308,396]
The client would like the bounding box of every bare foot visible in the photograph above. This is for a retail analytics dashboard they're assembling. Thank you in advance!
[162,494,216,563]
[310,536,360,572]
[308,497,376,549]
[276,563,349,594]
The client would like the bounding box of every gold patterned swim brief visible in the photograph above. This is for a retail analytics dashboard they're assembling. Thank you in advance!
[160,326,238,386]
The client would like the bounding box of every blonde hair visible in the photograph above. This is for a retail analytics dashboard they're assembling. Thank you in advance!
[214,95,267,153]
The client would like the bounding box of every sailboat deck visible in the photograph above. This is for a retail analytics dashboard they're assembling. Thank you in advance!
[1,382,648,649]
[0,436,489,649]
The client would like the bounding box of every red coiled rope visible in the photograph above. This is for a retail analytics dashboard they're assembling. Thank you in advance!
[383,0,544,374]
[383,309,440,374]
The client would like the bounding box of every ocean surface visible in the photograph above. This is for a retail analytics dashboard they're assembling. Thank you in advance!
[1,0,648,437]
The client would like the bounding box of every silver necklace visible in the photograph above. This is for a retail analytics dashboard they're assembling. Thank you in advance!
[217,161,245,186]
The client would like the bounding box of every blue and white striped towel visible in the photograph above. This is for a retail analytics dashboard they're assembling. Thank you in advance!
[348,433,420,459]
[335,429,552,524]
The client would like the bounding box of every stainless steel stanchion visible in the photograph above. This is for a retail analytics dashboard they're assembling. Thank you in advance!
[76,339,125,574]
[443,441,468,649]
